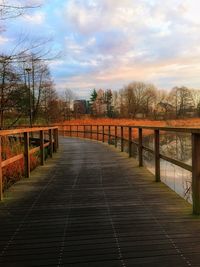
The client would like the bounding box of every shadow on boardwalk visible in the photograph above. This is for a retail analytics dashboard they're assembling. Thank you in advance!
[0,137,199,266]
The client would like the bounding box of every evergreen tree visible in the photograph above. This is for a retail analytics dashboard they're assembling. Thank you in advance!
[90,89,97,102]
[105,89,113,117]
[89,89,97,114]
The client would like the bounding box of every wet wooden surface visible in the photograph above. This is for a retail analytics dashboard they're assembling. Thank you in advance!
[0,137,199,266]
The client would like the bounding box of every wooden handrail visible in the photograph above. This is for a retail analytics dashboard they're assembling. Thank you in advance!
[60,124,200,215]
[57,124,200,133]
[0,126,59,200]
[0,126,57,136]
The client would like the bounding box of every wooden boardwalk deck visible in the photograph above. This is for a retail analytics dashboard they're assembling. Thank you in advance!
[0,137,200,266]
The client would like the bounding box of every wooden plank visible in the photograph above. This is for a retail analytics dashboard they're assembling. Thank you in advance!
[143,145,154,154]
[160,154,192,172]
[29,146,40,155]
[0,137,197,267]
[0,127,58,136]
[57,124,200,134]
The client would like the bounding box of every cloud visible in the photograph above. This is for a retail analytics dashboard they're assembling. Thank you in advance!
[22,11,45,25]
[0,36,10,45]
[5,0,198,98]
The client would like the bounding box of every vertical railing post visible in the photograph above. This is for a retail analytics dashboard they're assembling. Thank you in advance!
[154,129,160,182]
[138,128,143,167]
[90,125,92,139]
[49,129,53,158]
[84,125,86,138]
[97,125,99,141]
[108,126,111,144]
[40,130,44,165]
[24,132,30,178]
[70,125,72,137]
[102,126,105,142]
[56,128,59,150]
[129,127,132,157]
[115,126,117,148]
[0,137,2,200]
[121,126,124,152]
[192,133,200,215]
[53,129,58,153]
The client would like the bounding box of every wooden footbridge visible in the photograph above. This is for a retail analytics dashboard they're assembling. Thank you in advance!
[1,125,200,266]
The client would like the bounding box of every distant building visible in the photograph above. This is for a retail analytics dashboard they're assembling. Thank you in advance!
[73,100,89,115]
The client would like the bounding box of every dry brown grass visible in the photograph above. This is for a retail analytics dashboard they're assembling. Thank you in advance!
[60,117,200,127]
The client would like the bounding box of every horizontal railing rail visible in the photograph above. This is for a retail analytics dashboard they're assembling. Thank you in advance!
[0,126,59,200]
[59,124,200,215]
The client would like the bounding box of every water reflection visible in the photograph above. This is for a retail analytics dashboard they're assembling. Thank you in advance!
[114,133,192,203]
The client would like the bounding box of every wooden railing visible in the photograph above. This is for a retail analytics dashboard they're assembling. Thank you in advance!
[60,124,200,215]
[0,127,59,200]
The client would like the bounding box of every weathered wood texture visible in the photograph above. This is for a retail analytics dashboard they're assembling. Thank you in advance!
[0,127,59,200]
[0,138,199,266]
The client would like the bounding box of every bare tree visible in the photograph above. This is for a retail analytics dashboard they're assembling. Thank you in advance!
[41,81,60,124]
[142,84,157,118]
[0,1,40,21]
[0,54,21,128]
[122,82,156,118]
[22,54,54,124]
[191,89,200,116]
[62,89,76,121]
[169,87,195,118]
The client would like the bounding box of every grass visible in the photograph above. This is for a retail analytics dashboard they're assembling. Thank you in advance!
[2,137,40,191]
[58,117,200,140]
[59,117,200,127]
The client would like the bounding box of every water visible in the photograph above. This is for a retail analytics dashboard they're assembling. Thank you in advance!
[114,133,192,203]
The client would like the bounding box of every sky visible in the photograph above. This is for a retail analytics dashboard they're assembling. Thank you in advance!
[1,0,200,99]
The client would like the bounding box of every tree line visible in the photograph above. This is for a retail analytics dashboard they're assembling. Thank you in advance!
[89,82,200,120]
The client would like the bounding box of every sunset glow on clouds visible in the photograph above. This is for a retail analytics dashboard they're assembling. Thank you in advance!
[1,0,200,98]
